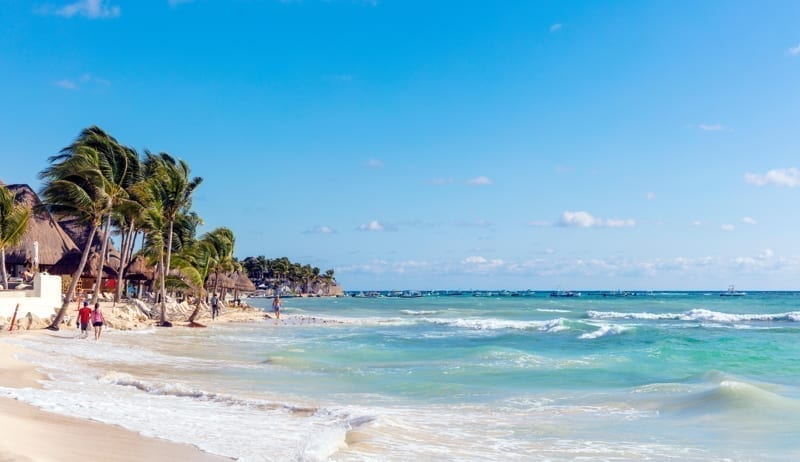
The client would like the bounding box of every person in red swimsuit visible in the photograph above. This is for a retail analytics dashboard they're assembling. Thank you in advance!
[77,301,92,339]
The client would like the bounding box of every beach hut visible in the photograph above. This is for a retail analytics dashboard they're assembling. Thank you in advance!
[48,250,118,294]
[123,255,156,299]
[59,217,122,267]
[3,184,79,276]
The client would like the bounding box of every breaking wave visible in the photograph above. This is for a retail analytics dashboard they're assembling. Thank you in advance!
[587,309,800,323]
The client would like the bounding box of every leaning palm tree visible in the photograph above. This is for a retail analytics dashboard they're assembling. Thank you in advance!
[39,144,114,330]
[50,126,141,302]
[144,152,202,318]
[0,185,31,290]
[138,192,169,322]
[204,227,236,299]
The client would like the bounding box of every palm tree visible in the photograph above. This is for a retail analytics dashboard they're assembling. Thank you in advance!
[39,133,116,330]
[204,227,236,299]
[0,185,31,290]
[138,193,168,321]
[144,152,202,319]
[50,127,141,302]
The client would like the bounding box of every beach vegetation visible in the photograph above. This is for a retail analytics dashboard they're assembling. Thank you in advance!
[142,152,203,323]
[0,184,32,290]
[241,255,339,295]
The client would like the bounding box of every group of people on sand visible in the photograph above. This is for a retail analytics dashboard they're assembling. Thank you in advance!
[76,301,105,340]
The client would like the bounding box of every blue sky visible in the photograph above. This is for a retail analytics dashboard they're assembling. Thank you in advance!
[2,0,800,290]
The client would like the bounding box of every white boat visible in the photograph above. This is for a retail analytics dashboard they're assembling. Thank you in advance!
[720,285,746,297]
[550,290,581,298]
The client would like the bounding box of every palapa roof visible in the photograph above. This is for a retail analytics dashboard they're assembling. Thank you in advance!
[124,255,156,281]
[206,272,234,289]
[49,250,119,279]
[59,217,122,264]
[232,271,256,291]
[4,184,79,266]
[206,272,257,291]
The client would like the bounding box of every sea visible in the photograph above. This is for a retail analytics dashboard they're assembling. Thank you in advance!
[3,292,800,461]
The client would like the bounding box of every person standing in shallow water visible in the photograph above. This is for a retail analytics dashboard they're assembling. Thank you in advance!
[272,296,281,320]
[77,301,92,339]
[92,302,105,341]
[211,294,219,320]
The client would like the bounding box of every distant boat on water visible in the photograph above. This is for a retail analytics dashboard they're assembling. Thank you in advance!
[720,285,746,297]
[550,290,581,298]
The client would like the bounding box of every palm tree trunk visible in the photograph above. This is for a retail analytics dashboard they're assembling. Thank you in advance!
[165,220,175,278]
[1,248,8,290]
[48,223,98,330]
[93,214,112,302]
[115,220,136,304]
[159,248,167,323]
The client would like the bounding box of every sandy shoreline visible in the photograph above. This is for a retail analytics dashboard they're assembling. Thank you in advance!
[0,310,249,462]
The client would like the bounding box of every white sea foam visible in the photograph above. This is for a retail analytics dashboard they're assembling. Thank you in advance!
[587,309,800,323]
[537,308,572,313]
[400,310,440,315]
[579,324,629,339]
[424,317,568,332]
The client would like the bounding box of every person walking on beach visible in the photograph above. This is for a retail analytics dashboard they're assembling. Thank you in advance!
[272,296,281,320]
[211,293,220,320]
[77,301,92,339]
[92,302,105,341]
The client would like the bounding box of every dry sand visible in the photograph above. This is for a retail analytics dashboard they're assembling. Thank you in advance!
[0,310,248,462]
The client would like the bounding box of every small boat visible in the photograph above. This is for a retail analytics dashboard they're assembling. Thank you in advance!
[550,290,581,298]
[720,285,746,297]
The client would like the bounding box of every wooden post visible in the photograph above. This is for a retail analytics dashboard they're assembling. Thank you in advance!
[8,303,20,332]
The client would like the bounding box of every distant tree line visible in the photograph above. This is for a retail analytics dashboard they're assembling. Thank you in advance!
[241,256,337,295]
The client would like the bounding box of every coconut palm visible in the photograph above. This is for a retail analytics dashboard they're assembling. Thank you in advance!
[39,140,116,330]
[144,152,202,318]
[138,192,168,321]
[0,185,31,290]
[204,227,236,299]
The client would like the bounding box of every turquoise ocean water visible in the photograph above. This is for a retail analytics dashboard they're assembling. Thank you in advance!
[3,292,800,460]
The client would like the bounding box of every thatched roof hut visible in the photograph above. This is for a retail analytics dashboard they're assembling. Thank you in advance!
[49,250,118,279]
[206,272,256,292]
[3,184,79,268]
[59,217,122,265]
[125,255,156,281]
[232,272,256,292]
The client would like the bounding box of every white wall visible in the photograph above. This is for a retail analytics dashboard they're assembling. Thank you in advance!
[0,273,62,319]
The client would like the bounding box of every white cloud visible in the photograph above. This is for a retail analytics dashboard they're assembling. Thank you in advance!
[366,159,383,168]
[466,176,493,186]
[305,225,337,234]
[358,220,385,232]
[721,224,735,232]
[696,123,728,131]
[44,0,121,18]
[558,211,635,228]
[461,255,504,272]
[549,23,562,32]
[789,44,800,55]
[760,248,774,259]
[645,192,656,200]
[81,73,110,86]
[742,217,757,225]
[54,79,78,90]
[691,220,703,226]
[744,167,800,187]
[54,73,110,90]
[462,256,487,264]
